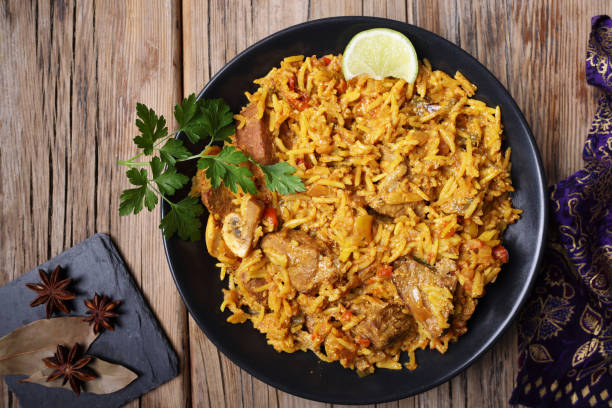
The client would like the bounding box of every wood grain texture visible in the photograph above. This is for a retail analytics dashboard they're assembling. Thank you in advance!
[2,0,612,407]
[0,0,187,407]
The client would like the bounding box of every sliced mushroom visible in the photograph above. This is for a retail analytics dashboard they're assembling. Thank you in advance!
[205,215,234,259]
[221,198,264,257]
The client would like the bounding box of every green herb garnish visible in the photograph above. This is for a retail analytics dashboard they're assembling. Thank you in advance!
[118,94,305,241]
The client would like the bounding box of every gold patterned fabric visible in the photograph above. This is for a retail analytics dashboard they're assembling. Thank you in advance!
[510,15,612,408]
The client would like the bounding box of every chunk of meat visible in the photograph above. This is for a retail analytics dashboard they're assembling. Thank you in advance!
[367,147,425,218]
[235,103,277,165]
[438,196,472,215]
[260,229,339,294]
[194,146,235,218]
[238,271,268,303]
[449,284,477,337]
[221,197,264,257]
[278,121,294,150]
[391,257,457,338]
[350,303,413,349]
[201,186,234,218]
[248,161,273,204]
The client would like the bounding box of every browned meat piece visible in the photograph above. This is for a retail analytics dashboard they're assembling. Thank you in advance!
[194,145,235,218]
[438,196,472,215]
[201,186,234,218]
[278,121,294,150]
[449,284,477,337]
[367,147,425,218]
[391,257,457,338]
[235,103,277,165]
[260,229,339,294]
[350,303,413,349]
[238,271,268,303]
[248,161,273,204]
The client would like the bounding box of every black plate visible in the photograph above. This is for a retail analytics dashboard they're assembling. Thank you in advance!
[162,16,547,404]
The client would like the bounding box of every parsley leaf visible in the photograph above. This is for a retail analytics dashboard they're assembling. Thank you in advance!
[126,168,148,186]
[258,162,306,194]
[174,94,198,129]
[144,188,158,210]
[197,146,256,194]
[175,94,206,143]
[160,138,191,165]
[120,168,156,215]
[150,157,189,196]
[159,196,204,241]
[155,168,189,196]
[150,157,164,179]
[133,103,168,155]
[174,95,235,144]
[119,185,159,215]
[199,98,235,143]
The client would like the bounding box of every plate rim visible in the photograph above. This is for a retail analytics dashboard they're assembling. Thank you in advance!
[162,16,548,404]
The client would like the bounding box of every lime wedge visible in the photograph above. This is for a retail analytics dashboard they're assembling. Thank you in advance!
[342,28,419,83]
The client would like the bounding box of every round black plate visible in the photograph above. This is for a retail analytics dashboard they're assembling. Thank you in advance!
[162,17,547,404]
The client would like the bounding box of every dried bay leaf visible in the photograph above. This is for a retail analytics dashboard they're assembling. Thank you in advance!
[20,357,138,394]
[0,317,98,375]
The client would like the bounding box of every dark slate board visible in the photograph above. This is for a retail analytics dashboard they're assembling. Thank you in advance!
[0,233,179,408]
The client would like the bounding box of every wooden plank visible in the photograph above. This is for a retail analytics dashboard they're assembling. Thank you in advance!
[92,1,188,407]
[362,0,406,20]
[0,0,186,407]
[0,1,76,406]
[504,0,612,183]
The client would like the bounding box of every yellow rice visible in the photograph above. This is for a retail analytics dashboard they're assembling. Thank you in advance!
[191,54,521,375]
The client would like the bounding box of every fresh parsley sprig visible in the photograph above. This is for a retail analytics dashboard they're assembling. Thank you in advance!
[118,94,305,241]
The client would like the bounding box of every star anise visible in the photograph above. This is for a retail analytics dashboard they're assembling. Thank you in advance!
[83,293,121,334]
[43,343,96,396]
[26,266,76,318]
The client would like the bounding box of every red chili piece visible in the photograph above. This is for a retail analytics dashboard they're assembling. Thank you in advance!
[493,245,509,263]
[377,264,393,278]
[263,207,278,230]
[356,337,371,347]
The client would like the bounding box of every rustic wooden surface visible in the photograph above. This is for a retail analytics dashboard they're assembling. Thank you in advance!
[1,1,610,407]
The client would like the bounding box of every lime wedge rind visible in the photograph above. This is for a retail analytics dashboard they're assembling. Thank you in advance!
[342,28,419,83]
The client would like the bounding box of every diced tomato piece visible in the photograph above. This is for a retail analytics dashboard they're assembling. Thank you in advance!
[341,310,353,321]
[377,264,393,278]
[356,337,371,347]
[493,245,509,263]
[288,75,296,91]
[322,57,331,66]
[288,94,309,111]
[263,207,278,230]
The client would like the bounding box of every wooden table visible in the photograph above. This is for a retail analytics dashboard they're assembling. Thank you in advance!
[1,1,610,407]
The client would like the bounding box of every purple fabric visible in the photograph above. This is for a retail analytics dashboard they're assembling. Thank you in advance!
[510,15,612,407]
